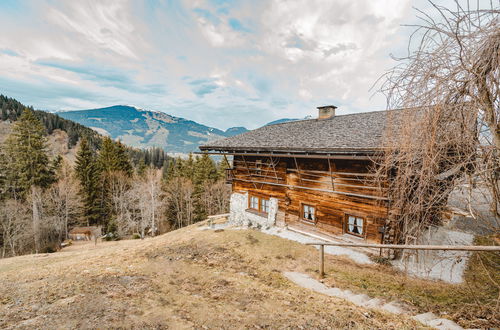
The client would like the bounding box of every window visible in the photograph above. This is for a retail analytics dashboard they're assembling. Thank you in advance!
[260,198,270,214]
[346,215,364,236]
[248,195,270,214]
[249,196,259,210]
[302,204,316,223]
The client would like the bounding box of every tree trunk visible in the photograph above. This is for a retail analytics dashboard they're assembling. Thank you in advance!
[32,186,40,253]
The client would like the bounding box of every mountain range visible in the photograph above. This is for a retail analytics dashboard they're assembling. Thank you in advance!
[58,105,298,154]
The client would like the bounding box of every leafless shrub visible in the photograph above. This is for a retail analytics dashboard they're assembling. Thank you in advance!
[0,199,31,257]
[376,1,500,247]
[112,168,168,238]
[164,177,195,229]
[199,180,231,217]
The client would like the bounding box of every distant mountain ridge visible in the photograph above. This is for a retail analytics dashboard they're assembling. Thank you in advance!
[58,105,251,153]
[57,105,301,153]
[265,118,300,126]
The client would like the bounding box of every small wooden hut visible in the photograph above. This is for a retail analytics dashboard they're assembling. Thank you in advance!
[68,226,101,241]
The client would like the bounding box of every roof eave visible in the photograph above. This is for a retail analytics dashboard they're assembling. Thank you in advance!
[198,145,383,155]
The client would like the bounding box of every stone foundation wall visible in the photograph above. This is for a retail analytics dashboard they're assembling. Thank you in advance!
[228,192,278,228]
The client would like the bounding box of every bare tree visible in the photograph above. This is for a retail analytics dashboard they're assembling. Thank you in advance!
[200,179,231,216]
[164,177,195,229]
[44,161,82,241]
[376,1,500,247]
[143,168,164,236]
[0,199,31,257]
[108,171,131,231]
[114,168,166,238]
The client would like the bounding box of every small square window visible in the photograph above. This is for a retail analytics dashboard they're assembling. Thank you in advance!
[260,198,270,214]
[346,215,364,236]
[302,204,316,223]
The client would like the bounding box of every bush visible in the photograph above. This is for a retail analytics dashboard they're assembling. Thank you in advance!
[103,232,120,241]
[41,245,57,253]
[371,256,392,265]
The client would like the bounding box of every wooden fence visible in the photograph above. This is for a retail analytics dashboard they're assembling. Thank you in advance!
[305,242,500,278]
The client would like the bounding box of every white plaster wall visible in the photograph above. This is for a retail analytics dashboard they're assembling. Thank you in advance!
[228,192,278,228]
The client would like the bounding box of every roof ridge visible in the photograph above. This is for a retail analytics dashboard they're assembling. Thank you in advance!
[264,108,403,127]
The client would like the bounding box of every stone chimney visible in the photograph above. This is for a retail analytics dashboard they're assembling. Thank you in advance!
[317,105,337,119]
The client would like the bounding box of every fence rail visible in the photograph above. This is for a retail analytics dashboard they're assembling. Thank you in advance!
[306,242,500,278]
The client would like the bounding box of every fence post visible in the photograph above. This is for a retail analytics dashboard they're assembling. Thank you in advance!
[319,244,325,278]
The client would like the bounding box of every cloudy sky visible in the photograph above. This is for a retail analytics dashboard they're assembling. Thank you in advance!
[0,0,443,129]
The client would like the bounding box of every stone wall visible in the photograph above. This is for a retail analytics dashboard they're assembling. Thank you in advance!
[228,192,278,228]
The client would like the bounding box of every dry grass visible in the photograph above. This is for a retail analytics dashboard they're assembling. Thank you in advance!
[318,236,500,329]
[0,223,423,329]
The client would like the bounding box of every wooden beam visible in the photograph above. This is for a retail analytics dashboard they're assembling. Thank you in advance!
[269,156,280,182]
[223,154,236,184]
[238,173,285,181]
[319,245,325,278]
[290,177,382,190]
[293,156,303,186]
[231,178,388,201]
[305,242,500,251]
[233,165,286,175]
[327,158,335,191]
[241,155,257,189]
[288,168,382,177]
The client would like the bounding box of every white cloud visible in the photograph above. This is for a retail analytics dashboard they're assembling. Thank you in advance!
[0,0,450,130]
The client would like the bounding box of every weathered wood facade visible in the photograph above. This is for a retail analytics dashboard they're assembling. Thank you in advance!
[200,106,400,243]
[226,155,387,243]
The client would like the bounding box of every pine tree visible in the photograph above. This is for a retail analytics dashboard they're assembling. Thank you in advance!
[192,154,218,221]
[114,141,133,177]
[4,108,57,252]
[183,154,195,180]
[74,137,101,226]
[136,157,147,177]
[194,154,218,186]
[216,158,229,180]
[4,109,56,195]
[95,137,134,233]
[162,159,179,182]
[97,137,118,173]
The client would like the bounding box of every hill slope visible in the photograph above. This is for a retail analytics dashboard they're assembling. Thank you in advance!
[57,106,249,154]
[0,223,421,329]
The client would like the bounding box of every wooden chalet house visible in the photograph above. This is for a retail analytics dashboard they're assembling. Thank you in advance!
[200,106,399,244]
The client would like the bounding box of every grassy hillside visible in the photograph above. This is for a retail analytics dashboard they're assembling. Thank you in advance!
[0,223,423,329]
[1,220,497,328]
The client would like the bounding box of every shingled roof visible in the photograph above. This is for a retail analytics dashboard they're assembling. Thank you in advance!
[200,109,403,154]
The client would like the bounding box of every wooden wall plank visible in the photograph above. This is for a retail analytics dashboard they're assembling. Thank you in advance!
[232,155,389,243]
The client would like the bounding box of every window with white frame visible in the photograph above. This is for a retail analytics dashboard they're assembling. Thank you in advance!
[260,198,270,214]
[248,195,270,214]
[249,196,259,210]
[346,215,364,236]
[302,204,316,222]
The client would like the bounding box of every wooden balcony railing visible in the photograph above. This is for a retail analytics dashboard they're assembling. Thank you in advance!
[225,168,235,184]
